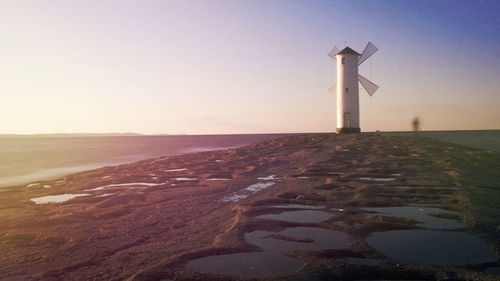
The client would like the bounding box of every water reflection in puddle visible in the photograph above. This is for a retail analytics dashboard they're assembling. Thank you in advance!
[187,226,348,276]
[394,186,458,190]
[269,204,325,209]
[362,206,464,230]
[222,182,275,202]
[174,178,198,181]
[256,210,332,223]
[366,230,497,266]
[97,193,114,197]
[165,168,188,172]
[360,177,396,182]
[247,227,349,253]
[31,193,90,204]
[187,252,303,277]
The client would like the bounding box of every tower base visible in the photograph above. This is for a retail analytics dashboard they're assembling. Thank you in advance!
[336,127,361,134]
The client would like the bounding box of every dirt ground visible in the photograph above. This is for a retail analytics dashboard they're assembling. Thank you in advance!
[0,133,499,280]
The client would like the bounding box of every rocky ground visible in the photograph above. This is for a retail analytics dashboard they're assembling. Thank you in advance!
[0,133,499,280]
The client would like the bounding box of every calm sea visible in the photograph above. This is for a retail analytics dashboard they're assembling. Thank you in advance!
[385,130,500,152]
[2,131,498,188]
[0,134,284,188]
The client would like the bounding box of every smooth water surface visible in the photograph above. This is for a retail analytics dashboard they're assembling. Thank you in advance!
[269,204,325,209]
[247,227,349,253]
[222,182,275,202]
[186,252,303,277]
[366,230,497,266]
[0,134,282,187]
[31,193,91,204]
[187,226,348,276]
[385,130,500,152]
[360,177,396,182]
[362,206,464,230]
[394,185,458,190]
[256,210,332,223]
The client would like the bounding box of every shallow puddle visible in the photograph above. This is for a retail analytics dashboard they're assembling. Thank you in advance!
[394,186,458,190]
[31,193,90,204]
[408,203,441,207]
[187,226,348,277]
[366,230,497,266]
[269,204,325,209]
[187,252,303,277]
[97,193,113,197]
[256,210,332,223]
[222,182,275,202]
[165,168,188,172]
[247,227,349,253]
[360,177,396,182]
[362,206,464,230]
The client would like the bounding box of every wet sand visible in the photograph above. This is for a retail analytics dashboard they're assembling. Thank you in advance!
[0,133,499,280]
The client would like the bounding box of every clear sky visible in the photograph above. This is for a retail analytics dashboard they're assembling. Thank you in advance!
[1,0,499,134]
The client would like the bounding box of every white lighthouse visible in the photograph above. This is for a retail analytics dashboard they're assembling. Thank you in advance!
[328,42,379,133]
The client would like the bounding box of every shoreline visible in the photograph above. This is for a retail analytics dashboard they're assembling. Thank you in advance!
[0,134,287,188]
[1,130,498,189]
[0,133,499,280]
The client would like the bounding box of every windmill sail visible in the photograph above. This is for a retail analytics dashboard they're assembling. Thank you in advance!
[358,42,378,65]
[328,46,339,59]
[358,74,379,96]
[328,84,336,96]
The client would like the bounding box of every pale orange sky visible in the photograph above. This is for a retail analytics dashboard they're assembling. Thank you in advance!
[1,0,499,134]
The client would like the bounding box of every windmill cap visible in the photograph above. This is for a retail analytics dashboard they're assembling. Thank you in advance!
[336,47,360,55]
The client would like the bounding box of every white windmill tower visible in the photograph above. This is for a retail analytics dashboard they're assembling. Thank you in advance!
[328,42,379,133]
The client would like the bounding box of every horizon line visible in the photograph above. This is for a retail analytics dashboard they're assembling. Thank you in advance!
[1,129,499,138]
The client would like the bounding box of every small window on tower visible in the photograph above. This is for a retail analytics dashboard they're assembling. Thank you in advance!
[345,87,349,92]
[341,58,346,64]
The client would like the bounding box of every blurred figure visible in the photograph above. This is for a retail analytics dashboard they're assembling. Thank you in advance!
[412,117,421,132]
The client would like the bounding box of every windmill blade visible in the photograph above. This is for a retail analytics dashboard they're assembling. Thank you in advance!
[358,74,379,96]
[358,42,378,65]
[328,46,339,60]
[328,84,336,96]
